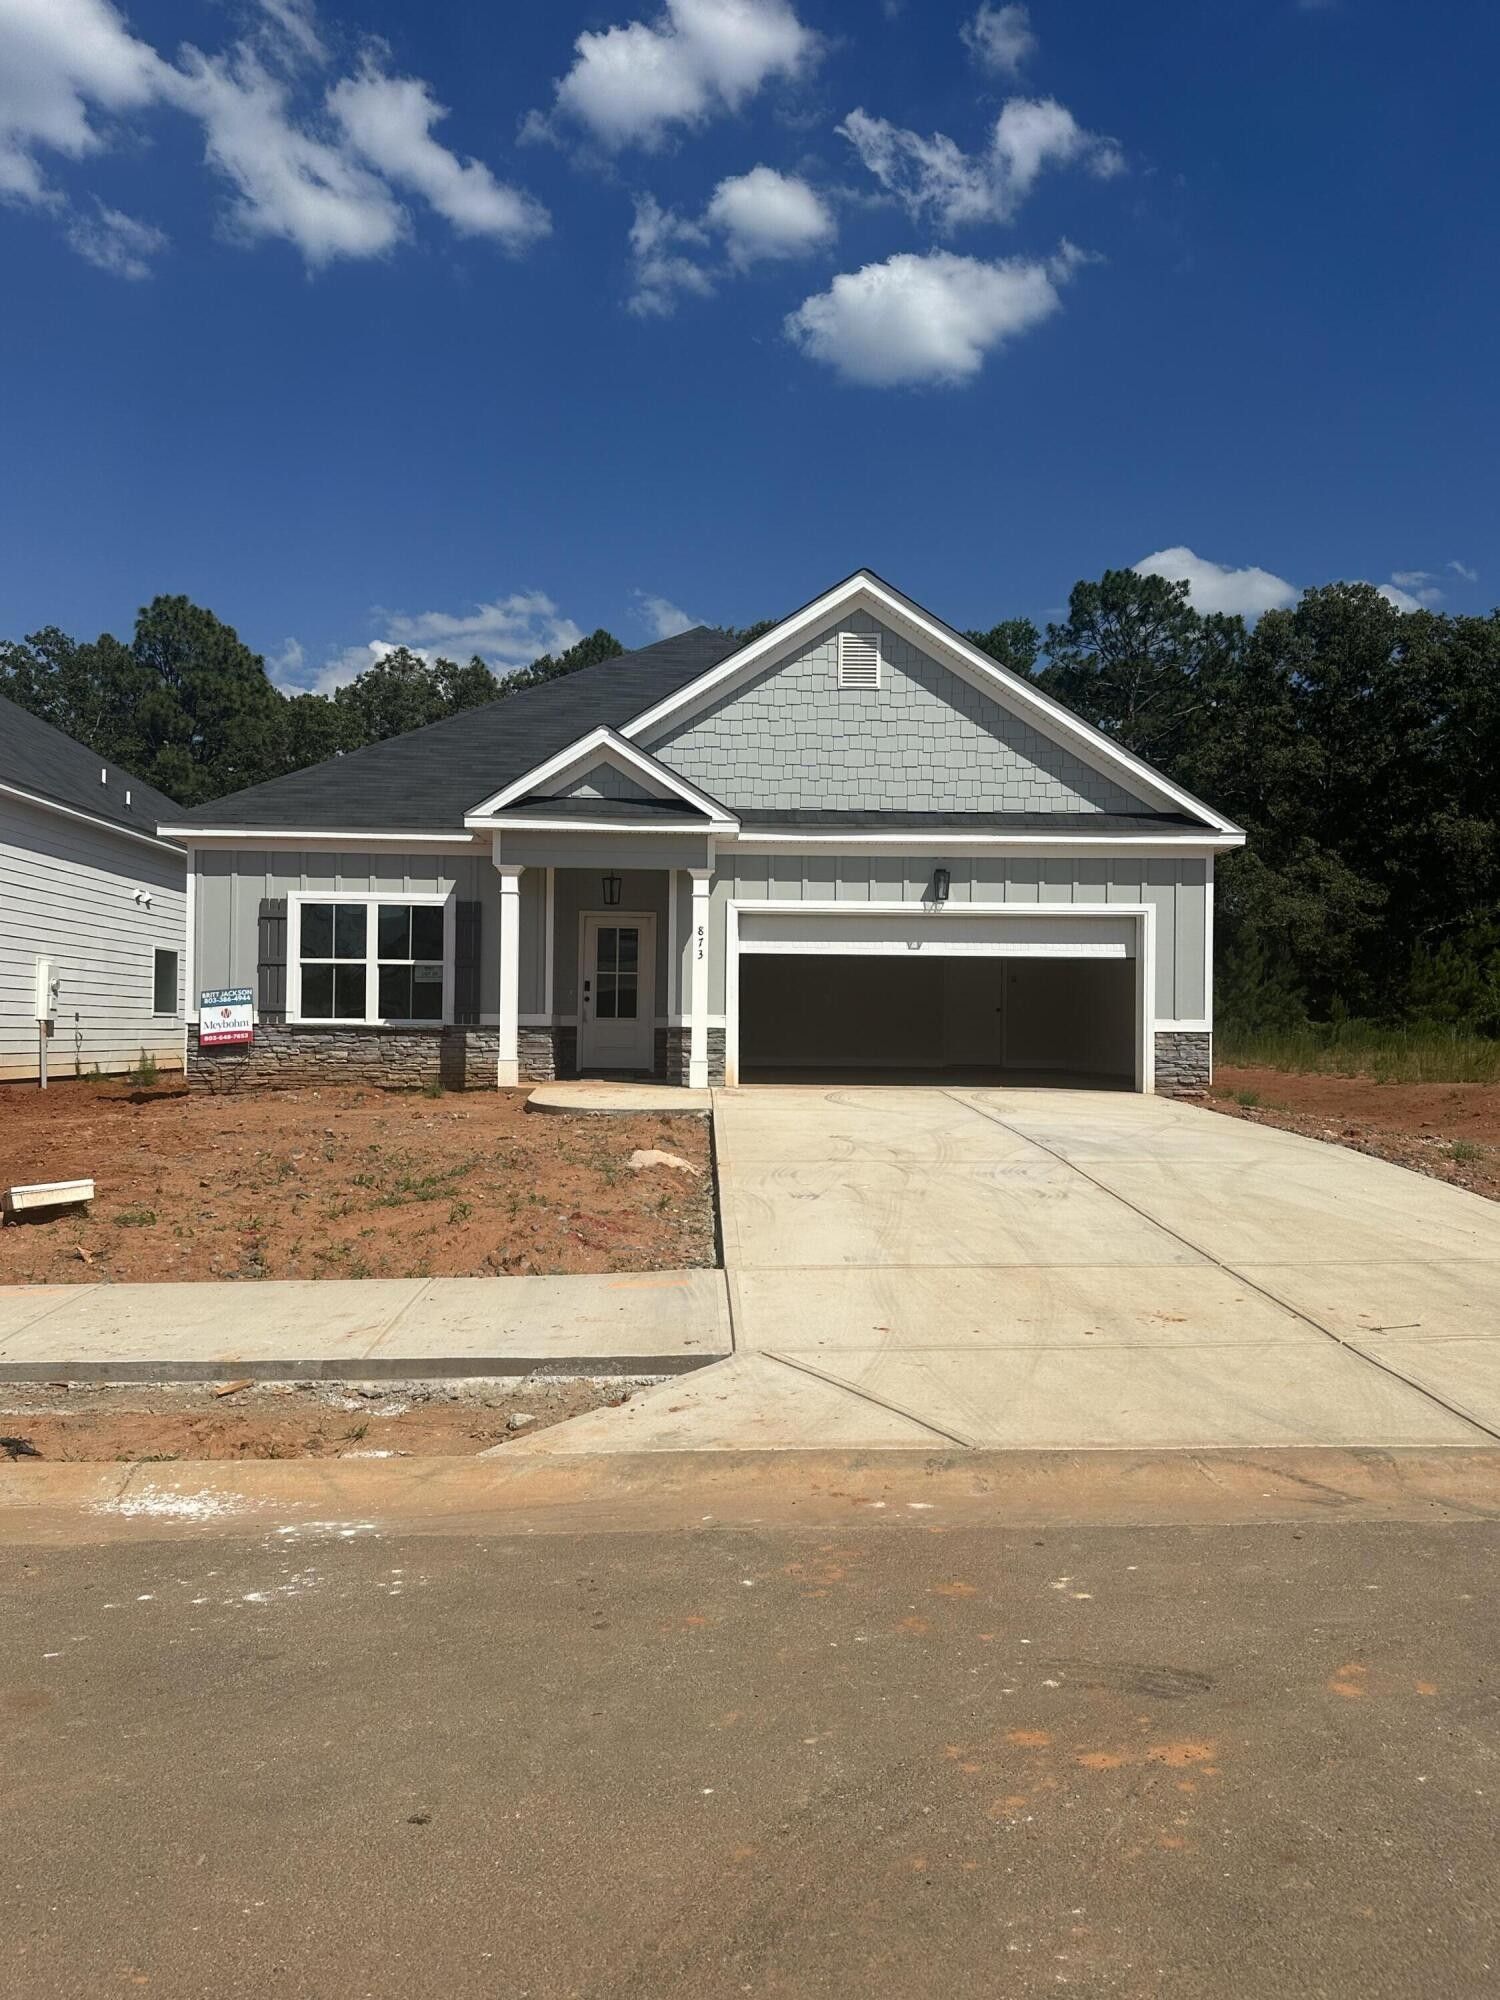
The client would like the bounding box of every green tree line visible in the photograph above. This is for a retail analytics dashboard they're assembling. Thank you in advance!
[966,575,1500,1037]
[0,596,627,809]
[4,578,1497,1036]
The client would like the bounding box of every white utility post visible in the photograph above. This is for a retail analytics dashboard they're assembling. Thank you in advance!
[34,958,56,1090]
[688,868,712,1090]
[495,860,524,1086]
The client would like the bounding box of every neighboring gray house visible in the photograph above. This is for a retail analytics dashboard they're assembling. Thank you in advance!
[164,572,1243,1095]
[0,693,186,1084]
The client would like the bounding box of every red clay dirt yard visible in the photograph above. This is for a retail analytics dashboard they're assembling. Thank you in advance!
[0,1080,715,1283]
[1206,1065,1500,1203]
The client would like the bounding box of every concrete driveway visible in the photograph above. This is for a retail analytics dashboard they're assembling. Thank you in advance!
[694,1085,1500,1451]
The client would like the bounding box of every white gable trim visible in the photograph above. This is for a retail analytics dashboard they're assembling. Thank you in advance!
[464,726,737,827]
[3,779,184,856]
[622,571,1241,836]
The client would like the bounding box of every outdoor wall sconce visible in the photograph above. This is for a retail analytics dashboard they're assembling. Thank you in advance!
[602,873,623,907]
[931,867,951,904]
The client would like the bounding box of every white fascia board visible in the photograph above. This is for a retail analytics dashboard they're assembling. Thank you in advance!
[729,832,1242,856]
[621,570,1241,837]
[158,828,476,847]
[465,726,735,823]
[1,779,185,856]
[475,815,739,835]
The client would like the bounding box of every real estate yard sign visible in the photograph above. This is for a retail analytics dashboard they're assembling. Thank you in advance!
[199,988,254,1046]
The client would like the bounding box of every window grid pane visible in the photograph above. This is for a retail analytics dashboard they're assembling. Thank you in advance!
[332,905,366,959]
[410,907,444,961]
[302,899,447,1024]
[378,905,410,960]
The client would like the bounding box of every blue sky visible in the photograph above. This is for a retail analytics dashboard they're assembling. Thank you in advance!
[1,0,1495,692]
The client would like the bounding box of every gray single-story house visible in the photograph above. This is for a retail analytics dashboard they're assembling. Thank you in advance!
[1,692,186,1084]
[162,571,1243,1095]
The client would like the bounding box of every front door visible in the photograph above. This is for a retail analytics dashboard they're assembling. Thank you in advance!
[579,914,656,1072]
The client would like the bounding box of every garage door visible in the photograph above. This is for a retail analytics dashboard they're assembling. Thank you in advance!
[728,906,1149,1090]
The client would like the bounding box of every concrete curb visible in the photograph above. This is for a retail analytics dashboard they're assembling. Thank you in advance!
[0,1351,720,1386]
[5,1446,1500,1543]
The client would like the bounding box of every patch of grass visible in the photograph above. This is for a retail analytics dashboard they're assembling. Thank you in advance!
[421,1079,446,1099]
[1233,1089,1261,1109]
[113,1207,157,1228]
[127,1051,159,1087]
[448,1200,473,1226]
[1219,1022,1500,1085]
[1449,1139,1484,1164]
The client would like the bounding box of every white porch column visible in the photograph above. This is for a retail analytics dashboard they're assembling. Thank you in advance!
[687,867,712,1090]
[495,861,524,1086]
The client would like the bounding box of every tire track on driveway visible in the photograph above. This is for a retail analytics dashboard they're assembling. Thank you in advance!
[947,1090,1500,1447]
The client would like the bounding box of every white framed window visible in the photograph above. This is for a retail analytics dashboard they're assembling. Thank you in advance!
[288,892,454,1026]
[837,629,881,689]
[153,947,179,1016]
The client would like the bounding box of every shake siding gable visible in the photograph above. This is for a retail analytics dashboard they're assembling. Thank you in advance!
[648,612,1152,816]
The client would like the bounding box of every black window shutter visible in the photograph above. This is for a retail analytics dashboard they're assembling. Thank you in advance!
[453,900,481,1024]
[257,897,287,1022]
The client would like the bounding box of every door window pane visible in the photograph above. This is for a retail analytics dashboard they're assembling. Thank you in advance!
[595,973,617,1019]
[618,928,639,971]
[616,977,638,1020]
[597,927,617,972]
[333,905,366,958]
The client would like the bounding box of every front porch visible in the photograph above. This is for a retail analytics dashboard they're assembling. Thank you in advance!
[493,836,720,1089]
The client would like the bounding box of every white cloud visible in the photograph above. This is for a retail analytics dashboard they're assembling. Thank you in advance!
[1448,559,1478,584]
[256,0,328,70]
[705,164,834,264]
[330,65,550,248]
[961,5,1036,78]
[0,0,166,206]
[1132,548,1299,619]
[839,96,1122,233]
[626,193,715,315]
[785,245,1077,387]
[1387,568,1445,607]
[0,1,548,274]
[64,198,166,278]
[266,637,307,691]
[170,44,404,263]
[635,591,698,638]
[543,0,819,151]
[306,592,586,695]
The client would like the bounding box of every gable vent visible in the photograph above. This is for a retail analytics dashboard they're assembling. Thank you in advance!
[837,630,881,690]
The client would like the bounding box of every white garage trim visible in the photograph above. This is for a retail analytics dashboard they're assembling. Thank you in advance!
[724,898,1156,1093]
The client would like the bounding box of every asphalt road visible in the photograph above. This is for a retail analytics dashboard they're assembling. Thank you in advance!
[6,1498,1499,1998]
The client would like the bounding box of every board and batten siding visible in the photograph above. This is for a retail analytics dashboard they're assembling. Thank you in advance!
[191,849,531,1020]
[698,852,1210,1026]
[0,792,186,1083]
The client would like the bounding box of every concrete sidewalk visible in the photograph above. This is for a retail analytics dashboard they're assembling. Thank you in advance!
[0,1271,731,1381]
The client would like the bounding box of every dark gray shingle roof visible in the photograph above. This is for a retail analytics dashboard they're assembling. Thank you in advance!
[0,692,181,841]
[508,795,711,823]
[739,810,1207,832]
[162,627,740,832]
